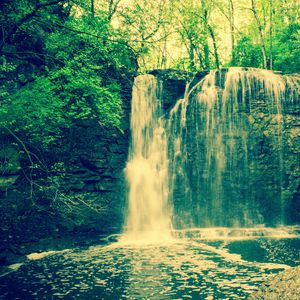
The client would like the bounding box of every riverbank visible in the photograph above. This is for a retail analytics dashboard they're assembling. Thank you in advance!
[249,265,300,299]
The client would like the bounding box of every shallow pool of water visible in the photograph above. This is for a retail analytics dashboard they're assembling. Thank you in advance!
[1,229,299,300]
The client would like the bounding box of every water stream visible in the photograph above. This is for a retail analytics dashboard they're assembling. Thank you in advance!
[1,230,300,299]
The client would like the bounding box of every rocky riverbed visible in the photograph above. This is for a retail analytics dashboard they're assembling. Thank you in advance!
[249,265,300,299]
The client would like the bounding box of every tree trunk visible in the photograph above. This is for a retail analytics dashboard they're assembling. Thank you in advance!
[207,24,220,69]
[251,0,267,69]
[228,0,235,64]
[201,0,219,69]
[269,0,273,70]
[202,42,210,70]
[194,46,205,70]
[107,0,122,22]
[91,0,94,16]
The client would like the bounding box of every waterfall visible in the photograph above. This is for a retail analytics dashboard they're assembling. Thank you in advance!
[123,75,171,241]
[124,68,299,237]
[168,67,299,228]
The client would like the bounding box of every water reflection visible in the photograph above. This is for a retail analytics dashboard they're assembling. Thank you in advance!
[0,234,299,300]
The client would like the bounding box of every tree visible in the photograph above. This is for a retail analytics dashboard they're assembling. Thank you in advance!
[91,0,95,16]
[228,0,236,64]
[115,0,169,70]
[0,0,137,213]
[0,0,70,52]
[200,0,220,69]
[250,0,268,69]
[269,0,273,70]
[174,0,221,71]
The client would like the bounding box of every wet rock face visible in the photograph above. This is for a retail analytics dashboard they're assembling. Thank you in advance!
[149,69,209,111]
[247,109,300,225]
[0,127,130,258]
[58,120,131,230]
[162,68,300,227]
[249,76,300,225]
[149,69,189,111]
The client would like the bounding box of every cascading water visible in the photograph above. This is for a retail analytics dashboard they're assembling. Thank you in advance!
[124,68,299,238]
[123,74,171,241]
[168,67,299,228]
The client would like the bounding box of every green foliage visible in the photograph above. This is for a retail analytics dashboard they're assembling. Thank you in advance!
[0,76,66,146]
[0,3,136,150]
[273,23,300,73]
[0,71,122,147]
[49,65,122,126]
[0,1,138,227]
[229,22,300,74]
[231,36,263,68]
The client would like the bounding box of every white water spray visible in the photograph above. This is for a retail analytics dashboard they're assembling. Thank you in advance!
[123,75,171,241]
